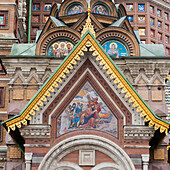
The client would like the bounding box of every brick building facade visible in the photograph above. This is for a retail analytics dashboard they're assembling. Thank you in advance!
[0,0,170,170]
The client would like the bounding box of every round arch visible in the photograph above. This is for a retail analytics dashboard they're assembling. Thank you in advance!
[38,135,135,170]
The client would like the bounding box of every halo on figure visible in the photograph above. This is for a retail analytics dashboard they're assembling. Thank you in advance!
[59,42,66,48]
[67,42,74,48]
[109,42,118,49]
[52,42,59,49]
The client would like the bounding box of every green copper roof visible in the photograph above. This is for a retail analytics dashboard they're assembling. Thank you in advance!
[140,44,165,56]
[36,30,42,42]
[50,16,67,27]
[110,16,126,27]
[11,44,36,56]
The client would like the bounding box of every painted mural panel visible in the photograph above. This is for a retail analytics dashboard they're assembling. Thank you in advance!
[92,5,108,15]
[57,81,118,137]
[48,41,74,57]
[68,5,84,15]
[102,41,128,58]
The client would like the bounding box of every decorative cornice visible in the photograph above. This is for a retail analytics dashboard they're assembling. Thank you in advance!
[124,126,155,140]
[4,32,169,135]
[20,125,51,138]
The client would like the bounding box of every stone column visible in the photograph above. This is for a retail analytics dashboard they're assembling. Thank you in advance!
[25,153,33,170]
[141,154,149,170]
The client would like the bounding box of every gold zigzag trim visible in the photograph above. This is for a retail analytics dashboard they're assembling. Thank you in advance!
[6,34,169,135]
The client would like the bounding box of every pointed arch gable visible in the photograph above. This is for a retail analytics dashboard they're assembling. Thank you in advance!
[3,31,169,135]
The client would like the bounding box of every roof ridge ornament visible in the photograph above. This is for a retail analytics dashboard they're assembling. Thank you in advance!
[81,3,96,38]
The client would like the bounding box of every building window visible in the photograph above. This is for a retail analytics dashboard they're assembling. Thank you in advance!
[151,29,155,37]
[166,48,170,56]
[158,32,162,41]
[138,4,145,11]
[44,15,49,23]
[138,16,145,23]
[32,15,39,23]
[150,6,154,14]
[165,36,169,44]
[139,28,146,35]
[164,13,168,20]
[157,9,161,17]
[44,4,51,11]
[31,27,39,34]
[0,13,5,25]
[165,24,169,32]
[126,4,133,11]
[0,11,8,28]
[150,18,154,25]
[127,16,133,23]
[33,3,40,11]
[0,87,4,107]
[157,21,162,28]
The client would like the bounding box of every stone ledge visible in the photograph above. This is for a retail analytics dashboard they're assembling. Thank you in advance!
[20,125,51,138]
[124,126,155,140]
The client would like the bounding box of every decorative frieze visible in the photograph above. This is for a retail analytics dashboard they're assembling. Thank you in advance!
[20,125,51,138]
[124,126,155,140]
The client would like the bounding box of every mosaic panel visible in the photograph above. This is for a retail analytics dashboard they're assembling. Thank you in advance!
[48,41,74,57]
[33,4,40,11]
[102,40,128,58]
[56,81,118,137]
[68,5,83,15]
[44,4,51,11]
[92,5,108,15]
[138,16,145,23]
[126,4,133,11]
[44,16,49,23]
[138,4,145,11]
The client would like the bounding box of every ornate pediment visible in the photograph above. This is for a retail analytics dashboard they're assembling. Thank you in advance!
[3,31,169,135]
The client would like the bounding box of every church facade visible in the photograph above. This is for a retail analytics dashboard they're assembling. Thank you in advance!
[1,0,170,170]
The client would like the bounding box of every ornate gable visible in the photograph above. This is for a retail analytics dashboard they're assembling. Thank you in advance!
[3,31,169,135]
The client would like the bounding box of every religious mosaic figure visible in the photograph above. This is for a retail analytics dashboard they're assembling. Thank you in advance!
[48,41,74,57]
[102,41,128,58]
[68,5,84,15]
[57,81,118,137]
[92,5,108,15]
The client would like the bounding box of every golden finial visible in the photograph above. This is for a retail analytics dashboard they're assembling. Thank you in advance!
[81,1,95,37]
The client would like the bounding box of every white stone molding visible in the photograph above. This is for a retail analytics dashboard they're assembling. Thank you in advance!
[56,162,83,170]
[38,135,135,170]
[25,153,33,170]
[79,150,95,166]
[141,154,149,170]
[124,126,155,140]
[20,125,51,138]
[91,162,120,170]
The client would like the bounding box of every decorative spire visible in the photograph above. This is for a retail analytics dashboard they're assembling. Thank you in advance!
[81,1,96,38]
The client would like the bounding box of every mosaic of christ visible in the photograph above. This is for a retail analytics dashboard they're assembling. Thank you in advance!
[57,81,118,137]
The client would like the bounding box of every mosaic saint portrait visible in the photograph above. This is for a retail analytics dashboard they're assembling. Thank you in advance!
[92,5,108,15]
[102,41,128,58]
[57,81,118,137]
[48,41,74,57]
[68,5,84,15]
